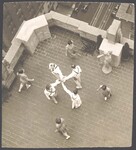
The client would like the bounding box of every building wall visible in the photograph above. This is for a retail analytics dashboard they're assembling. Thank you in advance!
[116,3,135,40]
[120,20,134,40]
[58,2,74,7]
[3,1,58,50]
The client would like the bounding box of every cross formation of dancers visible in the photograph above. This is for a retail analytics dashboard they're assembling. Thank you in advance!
[45,63,82,109]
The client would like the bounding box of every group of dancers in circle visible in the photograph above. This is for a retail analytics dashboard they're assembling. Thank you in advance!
[16,40,112,140]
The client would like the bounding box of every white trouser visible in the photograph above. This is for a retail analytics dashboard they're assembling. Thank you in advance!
[73,75,82,88]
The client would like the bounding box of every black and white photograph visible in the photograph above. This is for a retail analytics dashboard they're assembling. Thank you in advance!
[2,1,135,148]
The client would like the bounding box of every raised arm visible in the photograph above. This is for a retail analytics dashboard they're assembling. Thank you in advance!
[97,85,103,91]
[51,79,61,87]
[107,87,111,93]
[44,89,50,100]
[97,54,104,59]
[64,71,75,81]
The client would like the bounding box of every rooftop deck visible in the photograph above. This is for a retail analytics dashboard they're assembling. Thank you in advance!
[2,26,133,148]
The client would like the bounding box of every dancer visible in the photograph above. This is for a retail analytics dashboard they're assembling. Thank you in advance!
[63,64,82,89]
[97,84,112,100]
[61,82,82,109]
[44,80,60,104]
[65,40,81,58]
[17,69,34,93]
[55,117,70,140]
[49,63,64,80]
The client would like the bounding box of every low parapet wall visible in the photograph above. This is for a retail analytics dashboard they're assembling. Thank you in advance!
[2,11,134,89]
[45,11,106,41]
[45,11,134,48]
[2,39,24,89]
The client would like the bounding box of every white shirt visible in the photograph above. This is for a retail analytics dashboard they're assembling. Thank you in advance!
[50,64,64,80]
[66,44,74,50]
[62,83,81,102]
[44,80,60,99]
[71,93,81,102]
[65,65,82,80]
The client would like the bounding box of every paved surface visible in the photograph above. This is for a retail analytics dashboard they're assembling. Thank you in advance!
[2,26,133,148]
[71,2,99,24]
[71,2,118,30]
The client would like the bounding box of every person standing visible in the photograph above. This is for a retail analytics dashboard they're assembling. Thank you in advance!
[61,82,82,109]
[17,69,34,93]
[65,40,81,58]
[121,43,132,61]
[44,80,60,104]
[55,117,70,140]
[63,64,82,89]
[49,63,64,80]
[97,84,112,100]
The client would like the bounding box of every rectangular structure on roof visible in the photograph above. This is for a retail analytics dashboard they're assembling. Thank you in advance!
[116,3,135,23]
